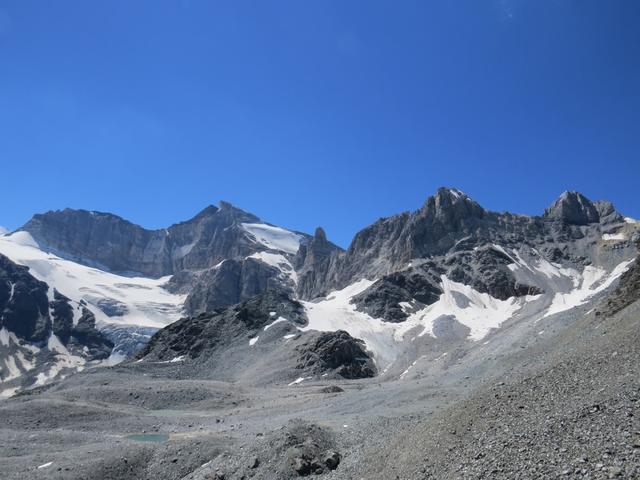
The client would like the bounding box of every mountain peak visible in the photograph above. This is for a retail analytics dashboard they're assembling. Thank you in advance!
[419,187,485,221]
[314,227,327,242]
[217,201,260,223]
[544,191,600,225]
[190,204,219,220]
[436,187,468,200]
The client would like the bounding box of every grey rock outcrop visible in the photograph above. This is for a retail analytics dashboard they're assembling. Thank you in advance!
[20,202,262,278]
[184,258,282,315]
[294,227,343,299]
[295,330,377,379]
[137,286,307,362]
[543,191,600,225]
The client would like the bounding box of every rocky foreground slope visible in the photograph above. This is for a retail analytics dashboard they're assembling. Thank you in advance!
[363,254,640,479]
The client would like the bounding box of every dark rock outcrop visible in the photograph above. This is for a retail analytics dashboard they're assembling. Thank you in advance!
[0,254,51,343]
[295,330,377,379]
[138,287,307,362]
[0,254,112,354]
[352,267,442,322]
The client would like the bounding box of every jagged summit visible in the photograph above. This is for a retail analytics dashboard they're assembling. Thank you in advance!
[314,226,327,241]
[189,204,219,219]
[420,187,486,220]
[435,187,470,201]
[544,191,601,225]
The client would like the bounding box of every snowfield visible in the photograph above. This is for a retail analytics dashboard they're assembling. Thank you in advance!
[241,223,303,254]
[0,231,186,329]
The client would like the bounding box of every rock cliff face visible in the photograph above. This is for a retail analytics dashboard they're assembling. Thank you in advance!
[294,227,343,299]
[20,202,331,315]
[0,254,50,343]
[0,254,112,395]
[20,202,261,278]
[295,188,635,326]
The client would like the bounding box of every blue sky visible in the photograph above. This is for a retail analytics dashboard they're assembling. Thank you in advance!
[1,1,638,247]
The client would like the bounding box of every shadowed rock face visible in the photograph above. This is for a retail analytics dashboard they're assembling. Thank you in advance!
[0,254,50,342]
[0,254,112,391]
[295,227,343,299]
[352,267,443,322]
[184,258,282,315]
[137,287,308,362]
[294,330,377,379]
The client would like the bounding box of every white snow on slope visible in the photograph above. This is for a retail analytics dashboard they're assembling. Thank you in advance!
[241,223,302,254]
[303,249,634,370]
[264,317,289,331]
[247,251,298,285]
[625,217,638,224]
[602,232,626,241]
[544,260,634,318]
[497,244,634,319]
[0,232,186,328]
[0,226,8,236]
[33,334,86,386]
[302,276,533,368]
[406,276,539,341]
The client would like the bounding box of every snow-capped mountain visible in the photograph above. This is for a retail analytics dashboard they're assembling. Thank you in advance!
[1,189,638,395]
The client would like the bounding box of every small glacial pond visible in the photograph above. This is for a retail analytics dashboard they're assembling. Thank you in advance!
[125,433,170,443]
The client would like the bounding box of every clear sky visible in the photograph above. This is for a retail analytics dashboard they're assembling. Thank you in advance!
[0,1,638,247]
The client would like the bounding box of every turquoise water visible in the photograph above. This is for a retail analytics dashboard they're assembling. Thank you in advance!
[125,433,169,443]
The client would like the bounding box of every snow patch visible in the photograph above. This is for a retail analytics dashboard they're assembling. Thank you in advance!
[247,251,298,284]
[288,377,306,386]
[264,317,289,331]
[544,260,634,318]
[249,336,259,346]
[241,223,302,254]
[602,232,626,241]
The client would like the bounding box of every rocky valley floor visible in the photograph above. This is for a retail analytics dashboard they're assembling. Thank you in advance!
[1,293,638,480]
